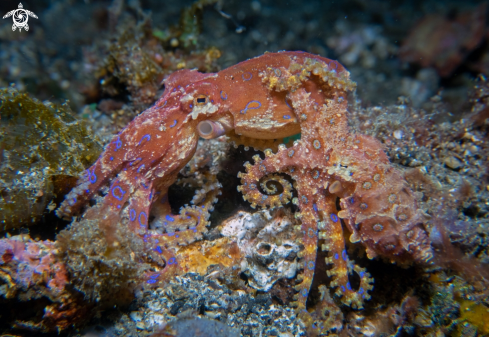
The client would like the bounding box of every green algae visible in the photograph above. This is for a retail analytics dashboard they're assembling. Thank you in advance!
[0,87,102,230]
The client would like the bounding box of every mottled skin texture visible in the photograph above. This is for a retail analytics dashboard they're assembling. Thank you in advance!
[58,51,433,330]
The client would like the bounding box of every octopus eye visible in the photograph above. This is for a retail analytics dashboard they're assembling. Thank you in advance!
[193,94,209,106]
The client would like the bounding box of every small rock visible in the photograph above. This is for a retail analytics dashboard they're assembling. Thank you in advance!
[130,311,142,322]
[444,156,462,169]
[393,129,404,139]
[136,321,146,330]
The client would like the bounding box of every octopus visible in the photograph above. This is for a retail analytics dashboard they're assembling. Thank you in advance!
[57,51,433,329]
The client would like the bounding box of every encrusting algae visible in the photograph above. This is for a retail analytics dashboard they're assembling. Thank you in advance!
[0,87,102,231]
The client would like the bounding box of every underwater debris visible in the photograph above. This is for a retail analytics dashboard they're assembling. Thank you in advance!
[399,3,487,77]
[56,218,158,305]
[220,209,302,292]
[115,273,305,336]
[149,317,241,337]
[0,235,87,332]
[0,87,102,231]
[95,16,220,109]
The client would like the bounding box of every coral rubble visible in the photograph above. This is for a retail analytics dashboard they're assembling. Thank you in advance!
[0,87,102,231]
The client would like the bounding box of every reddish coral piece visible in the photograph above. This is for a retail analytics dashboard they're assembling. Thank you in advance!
[57,51,433,330]
[0,236,86,332]
[399,3,487,77]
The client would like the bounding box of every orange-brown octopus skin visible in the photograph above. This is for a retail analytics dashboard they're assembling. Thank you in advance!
[57,51,433,325]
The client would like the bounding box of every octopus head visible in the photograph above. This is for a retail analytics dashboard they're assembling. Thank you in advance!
[164,70,231,140]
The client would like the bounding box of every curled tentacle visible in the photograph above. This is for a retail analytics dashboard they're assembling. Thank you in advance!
[238,171,293,209]
[149,173,221,247]
[322,223,374,309]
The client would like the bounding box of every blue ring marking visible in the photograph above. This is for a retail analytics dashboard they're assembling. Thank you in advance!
[307,261,315,270]
[312,170,320,179]
[283,115,291,120]
[170,120,177,128]
[301,288,308,297]
[168,257,177,265]
[342,250,347,261]
[358,287,364,295]
[138,212,148,226]
[220,90,228,100]
[117,205,121,209]
[138,134,151,146]
[155,239,159,244]
[149,273,159,279]
[330,214,338,222]
[240,100,262,114]
[130,209,137,221]
[167,232,175,236]
[165,215,175,222]
[334,253,339,260]
[110,156,114,161]
[285,98,292,110]
[360,271,365,278]
[178,85,181,89]
[176,234,179,238]
[350,197,355,204]
[242,72,252,81]
[308,228,316,238]
[87,168,97,184]
[147,279,157,284]
[86,189,90,193]
[189,104,193,108]
[68,198,77,206]
[163,222,168,226]
[262,195,268,200]
[141,182,149,189]
[149,191,153,201]
[137,164,145,173]
[111,185,126,201]
[341,285,346,292]
[190,226,197,233]
[114,136,122,151]
[313,203,318,212]
[155,246,163,254]
[347,282,351,290]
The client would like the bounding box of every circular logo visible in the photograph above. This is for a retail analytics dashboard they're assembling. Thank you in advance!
[13,10,27,25]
